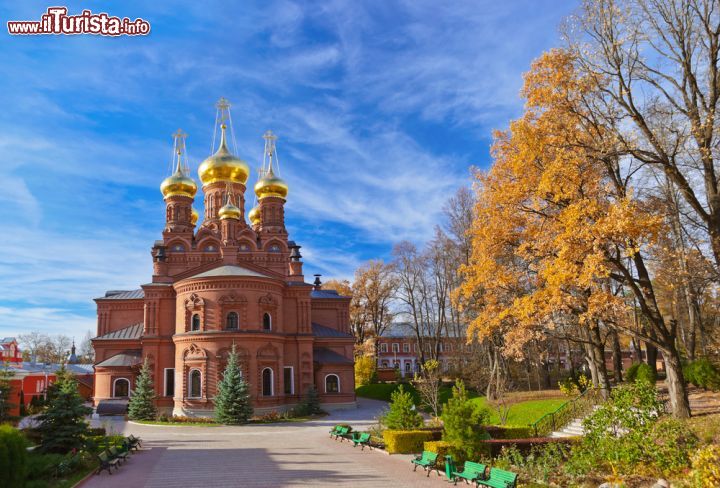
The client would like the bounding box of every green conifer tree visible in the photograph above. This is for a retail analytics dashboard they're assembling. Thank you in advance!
[441,380,490,460]
[382,384,423,430]
[303,384,322,415]
[37,375,91,453]
[214,345,253,424]
[128,358,157,421]
[0,362,16,422]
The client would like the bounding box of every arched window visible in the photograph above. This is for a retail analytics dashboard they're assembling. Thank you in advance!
[226,312,238,330]
[325,374,340,393]
[189,369,202,398]
[262,368,273,396]
[191,314,200,331]
[113,378,130,397]
[262,313,272,331]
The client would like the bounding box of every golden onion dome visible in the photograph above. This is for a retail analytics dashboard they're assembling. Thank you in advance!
[198,124,249,185]
[248,205,261,226]
[191,207,199,225]
[160,166,197,199]
[254,167,288,200]
[219,201,241,220]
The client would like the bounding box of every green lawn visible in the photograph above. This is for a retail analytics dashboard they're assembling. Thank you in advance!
[355,383,478,411]
[468,397,567,426]
[356,383,566,426]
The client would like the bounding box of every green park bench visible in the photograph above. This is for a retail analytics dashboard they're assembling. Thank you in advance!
[109,446,129,465]
[352,432,372,450]
[333,426,350,440]
[96,450,120,475]
[450,460,487,485]
[477,467,518,488]
[411,450,439,476]
[340,430,358,442]
[329,425,343,437]
[127,434,142,450]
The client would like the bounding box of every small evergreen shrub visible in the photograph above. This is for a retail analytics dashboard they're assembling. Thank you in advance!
[0,425,28,487]
[382,430,434,453]
[37,376,91,453]
[634,363,657,384]
[214,345,253,424]
[297,384,323,415]
[381,384,423,430]
[625,362,656,384]
[441,380,490,460]
[128,358,157,421]
[684,358,720,391]
[625,363,641,383]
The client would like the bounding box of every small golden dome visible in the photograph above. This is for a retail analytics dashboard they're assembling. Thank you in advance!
[160,167,197,199]
[191,207,199,225]
[248,205,261,226]
[254,167,288,200]
[219,201,241,220]
[198,124,250,185]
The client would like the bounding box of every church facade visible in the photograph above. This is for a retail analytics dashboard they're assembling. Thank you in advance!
[91,100,356,416]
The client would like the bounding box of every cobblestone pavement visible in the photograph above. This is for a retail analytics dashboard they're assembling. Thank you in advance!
[81,399,451,488]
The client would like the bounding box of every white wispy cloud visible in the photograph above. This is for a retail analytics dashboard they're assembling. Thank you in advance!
[0,0,575,337]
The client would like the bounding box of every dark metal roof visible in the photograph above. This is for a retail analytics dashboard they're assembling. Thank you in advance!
[313,347,353,365]
[95,350,142,368]
[310,289,349,299]
[96,400,128,415]
[98,289,145,300]
[94,322,144,341]
[312,323,354,338]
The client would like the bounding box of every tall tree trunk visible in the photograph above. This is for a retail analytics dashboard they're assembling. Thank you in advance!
[612,330,623,383]
[590,324,611,399]
[662,344,692,419]
[646,342,658,377]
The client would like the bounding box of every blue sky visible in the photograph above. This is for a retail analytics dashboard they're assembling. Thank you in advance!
[0,0,577,340]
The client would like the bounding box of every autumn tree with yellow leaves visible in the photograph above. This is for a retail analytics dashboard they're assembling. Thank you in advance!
[456,50,693,417]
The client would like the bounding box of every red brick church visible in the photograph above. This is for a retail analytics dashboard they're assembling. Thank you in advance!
[92,99,355,416]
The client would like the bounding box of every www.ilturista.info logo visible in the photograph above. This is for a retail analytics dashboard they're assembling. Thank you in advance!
[7,7,150,36]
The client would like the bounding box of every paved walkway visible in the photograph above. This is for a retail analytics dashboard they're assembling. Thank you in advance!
[82,399,449,488]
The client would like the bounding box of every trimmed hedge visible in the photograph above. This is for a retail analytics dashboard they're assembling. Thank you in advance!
[0,424,28,487]
[485,425,534,439]
[383,430,435,454]
[424,440,452,458]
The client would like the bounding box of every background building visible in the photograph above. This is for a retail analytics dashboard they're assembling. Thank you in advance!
[1,338,22,364]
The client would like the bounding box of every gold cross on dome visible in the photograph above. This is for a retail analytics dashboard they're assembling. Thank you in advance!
[216,97,231,111]
[263,130,277,156]
[172,129,187,155]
